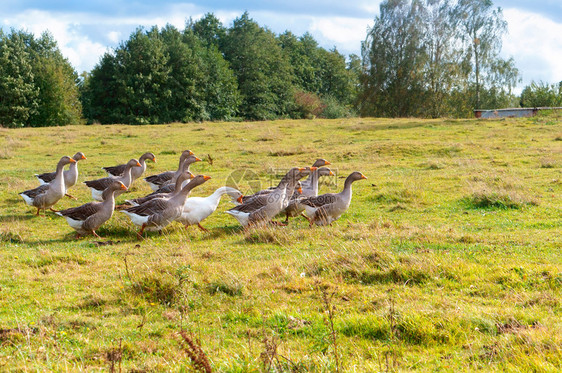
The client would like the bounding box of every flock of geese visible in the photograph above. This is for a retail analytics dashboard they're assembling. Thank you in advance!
[19,151,367,239]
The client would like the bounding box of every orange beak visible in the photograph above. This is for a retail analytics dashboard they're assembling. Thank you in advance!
[81,155,87,160]
[297,187,303,194]
[361,174,367,179]
[237,195,244,203]
[203,175,212,181]
[310,167,318,171]
[329,171,334,176]
[152,157,156,163]
[190,173,195,179]
[69,158,76,163]
[324,161,331,165]
[136,161,142,167]
[298,167,305,172]
[188,150,194,155]
[120,183,128,190]
[195,157,202,162]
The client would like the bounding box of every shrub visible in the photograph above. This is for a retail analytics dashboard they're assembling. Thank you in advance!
[293,90,325,119]
[206,279,243,296]
[520,81,562,107]
[131,275,177,305]
[465,186,538,209]
[464,174,540,209]
[320,95,354,119]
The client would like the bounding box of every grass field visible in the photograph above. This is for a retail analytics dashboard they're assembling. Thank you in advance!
[0,114,561,372]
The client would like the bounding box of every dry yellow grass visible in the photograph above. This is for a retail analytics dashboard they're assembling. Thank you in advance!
[0,115,560,371]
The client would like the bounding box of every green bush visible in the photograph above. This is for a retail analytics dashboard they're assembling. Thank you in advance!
[320,95,354,119]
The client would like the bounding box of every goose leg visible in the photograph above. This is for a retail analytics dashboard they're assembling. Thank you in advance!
[75,232,82,239]
[36,208,41,216]
[300,212,311,222]
[243,222,253,233]
[137,224,146,240]
[197,223,209,232]
[50,208,59,213]
[65,193,77,200]
[309,216,315,228]
[92,230,101,239]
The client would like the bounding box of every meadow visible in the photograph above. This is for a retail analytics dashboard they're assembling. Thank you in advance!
[0,114,560,372]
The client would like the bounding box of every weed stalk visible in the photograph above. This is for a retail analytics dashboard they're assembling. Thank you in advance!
[178,330,212,372]
[319,283,340,373]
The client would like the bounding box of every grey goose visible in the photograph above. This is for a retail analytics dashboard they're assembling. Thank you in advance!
[35,152,87,199]
[122,174,211,239]
[300,171,367,226]
[103,152,156,182]
[225,167,313,228]
[84,159,141,201]
[56,181,127,238]
[144,150,200,191]
[20,156,76,215]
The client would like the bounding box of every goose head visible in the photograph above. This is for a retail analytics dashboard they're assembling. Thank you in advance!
[140,152,156,163]
[127,159,142,168]
[72,152,87,161]
[312,158,331,168]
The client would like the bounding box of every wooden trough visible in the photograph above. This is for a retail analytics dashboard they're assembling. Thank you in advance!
[474,107,562,119]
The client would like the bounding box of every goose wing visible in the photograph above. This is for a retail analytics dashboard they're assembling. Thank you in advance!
[228,194,271,213]
[148,184,175,195]
[21,184,50,198]
[124,198,169,217]
[300,193,338,208]
[103,164,126,176]
[57,202,101,220]
[35,171,56,183]
[84,177,113,191]
[144,171,174,185]
[127,192,168,206]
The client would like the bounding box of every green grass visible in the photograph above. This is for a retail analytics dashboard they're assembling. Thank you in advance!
[0,116,561,371]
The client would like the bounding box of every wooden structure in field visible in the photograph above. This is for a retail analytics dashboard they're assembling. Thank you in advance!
[474,107,562,119]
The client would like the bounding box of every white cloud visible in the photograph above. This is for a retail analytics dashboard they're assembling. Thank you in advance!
[3,2,562,92]
[310,16,372,47]
[66,37,109,73]
[2,5,373,72]
[3,9,108,72]
[107,31,121,43]
[502,8,562,87]
[358,1,382,14]
[1,5,203,72]
[243,11,371,55]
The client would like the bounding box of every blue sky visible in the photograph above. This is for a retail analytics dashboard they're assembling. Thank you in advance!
[3,1,562,93]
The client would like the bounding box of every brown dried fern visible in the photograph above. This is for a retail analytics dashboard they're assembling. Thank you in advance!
[178,330,212,373]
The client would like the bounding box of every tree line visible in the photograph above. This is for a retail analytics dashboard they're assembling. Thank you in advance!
[1,4,561,127]
[0,29,82,127]
[358,0,522,117]
[81,12,357,125]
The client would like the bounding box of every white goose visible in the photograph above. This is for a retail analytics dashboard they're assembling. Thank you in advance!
[176,187,243,232]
